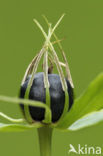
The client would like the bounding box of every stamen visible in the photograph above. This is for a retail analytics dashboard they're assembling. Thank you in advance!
[42,15,74,88]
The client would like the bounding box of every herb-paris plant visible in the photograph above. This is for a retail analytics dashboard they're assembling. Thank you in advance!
[0,15,103,156]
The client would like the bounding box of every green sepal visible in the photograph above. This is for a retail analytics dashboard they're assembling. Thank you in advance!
[68,110,103,131]
[55,73,103,130]
[0,122,43,132]
[0,95,51,124]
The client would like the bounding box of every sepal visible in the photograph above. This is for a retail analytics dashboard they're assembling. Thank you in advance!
[55,73,103,130]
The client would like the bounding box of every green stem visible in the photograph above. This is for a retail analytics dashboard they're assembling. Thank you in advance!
[37,127,53,156]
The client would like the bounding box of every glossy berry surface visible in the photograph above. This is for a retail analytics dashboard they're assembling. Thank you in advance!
[20,72,74,122]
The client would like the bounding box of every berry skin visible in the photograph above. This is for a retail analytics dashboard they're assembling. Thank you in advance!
[20,72,74,123]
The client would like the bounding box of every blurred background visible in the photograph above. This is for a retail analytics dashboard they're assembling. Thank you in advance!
[0,0,103,156]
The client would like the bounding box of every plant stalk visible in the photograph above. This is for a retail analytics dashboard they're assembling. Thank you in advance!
[37,127,53,156]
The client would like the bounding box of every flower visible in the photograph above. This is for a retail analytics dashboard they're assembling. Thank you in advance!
[0,15,103,156]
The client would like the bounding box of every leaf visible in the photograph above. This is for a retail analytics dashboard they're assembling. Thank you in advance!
[56,73,103,129]
[0,122,42,132]
[69,110,103,131]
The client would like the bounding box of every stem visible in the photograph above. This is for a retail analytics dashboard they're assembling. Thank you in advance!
[37,127,53,156]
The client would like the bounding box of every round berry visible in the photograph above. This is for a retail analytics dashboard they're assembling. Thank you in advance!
[20,72,74,122]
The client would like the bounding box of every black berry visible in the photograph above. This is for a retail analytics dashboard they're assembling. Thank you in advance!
[20,72,74,122]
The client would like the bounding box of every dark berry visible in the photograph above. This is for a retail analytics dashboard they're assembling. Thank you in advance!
[20,72,74,122]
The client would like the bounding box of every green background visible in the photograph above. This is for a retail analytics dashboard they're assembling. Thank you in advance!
[0,0,103,156]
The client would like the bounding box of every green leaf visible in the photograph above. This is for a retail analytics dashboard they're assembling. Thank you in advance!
[56,73,103,129]
[69,110,103,131]
[0,122,42,132]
